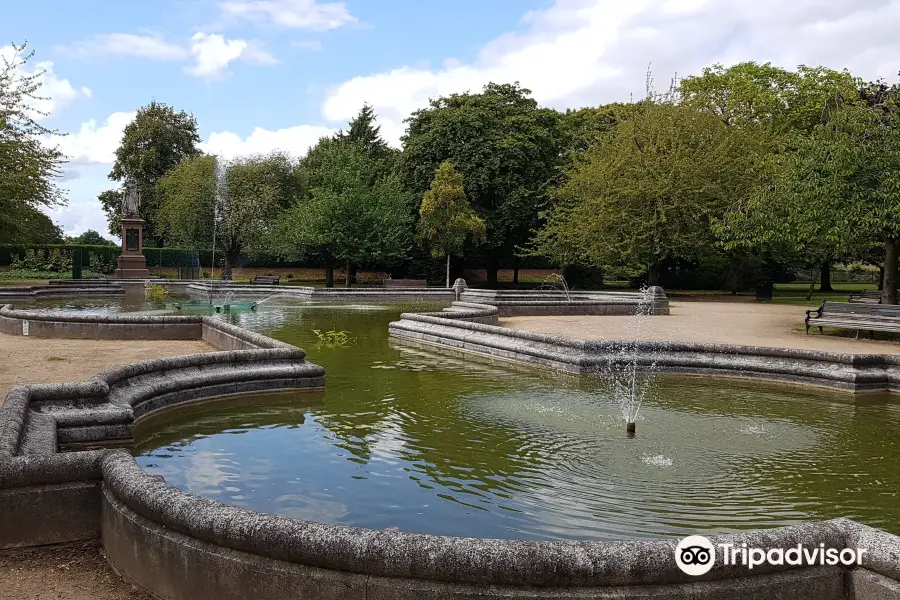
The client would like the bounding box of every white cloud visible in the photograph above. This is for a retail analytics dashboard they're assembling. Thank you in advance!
[185,33,276,78]
[219,0,355,30]
[320,0,900,146]
[203,124,334,159]
[60,33,188,61]
[1,45,91,118]
[54,111,135,166]
[59,32,276,78]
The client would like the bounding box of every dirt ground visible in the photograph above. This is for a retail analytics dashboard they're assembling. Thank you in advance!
[0,333,212,598]
[501,301,900,354]
[0,542,153,600]
[0,333,213,402]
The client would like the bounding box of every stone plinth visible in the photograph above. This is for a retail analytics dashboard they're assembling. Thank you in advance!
[115,217,150,278]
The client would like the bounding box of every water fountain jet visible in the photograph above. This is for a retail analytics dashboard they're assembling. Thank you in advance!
[537,273,572,303]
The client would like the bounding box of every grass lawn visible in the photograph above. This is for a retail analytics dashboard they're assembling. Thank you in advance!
[767,282,877,306]
[605,281,878,308]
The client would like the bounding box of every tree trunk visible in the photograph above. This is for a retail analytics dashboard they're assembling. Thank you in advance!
[819,260,834,292]
[805,267,819,301]
[512,256,520,284]
[345,261,352,288]
[647,263,660,286]
[221,255,234,280]
[884,238,899,304]
[325,266,334,288]
[446,254,451,288]
[486,256,499,287]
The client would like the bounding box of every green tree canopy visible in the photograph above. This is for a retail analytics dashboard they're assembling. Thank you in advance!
[69,229,115,245]
[101,101,202,243]
[679,62,859,133]
[401,82,565,283]
[560,103,629,155]
[336,103,393,160]
[284,141,413,286]
[0,42,66,243]
[681,62,863,290]
[531,99,756,284]
[417,161,485,287]
[157,152,297,279]
[17,206,64,244]
[721,81,900,302]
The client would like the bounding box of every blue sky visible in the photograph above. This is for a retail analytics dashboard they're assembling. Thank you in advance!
[3,0,899,236]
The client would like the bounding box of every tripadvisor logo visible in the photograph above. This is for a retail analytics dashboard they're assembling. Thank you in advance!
[675,535,716,576]
[674,535,867,576]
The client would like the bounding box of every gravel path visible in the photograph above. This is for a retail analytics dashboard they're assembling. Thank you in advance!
[0,333,213,402]
[501,301,900,354]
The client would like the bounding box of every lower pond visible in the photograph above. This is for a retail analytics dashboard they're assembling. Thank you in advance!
[23,298,900,540]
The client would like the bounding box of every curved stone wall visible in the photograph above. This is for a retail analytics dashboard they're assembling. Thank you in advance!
[389,309,900,393]
[0,305,324,551]
[0,284,126,302]
[460,287,670,316]
[97,452,900,599]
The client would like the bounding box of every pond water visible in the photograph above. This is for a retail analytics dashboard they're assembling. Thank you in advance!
[25,297,900,540]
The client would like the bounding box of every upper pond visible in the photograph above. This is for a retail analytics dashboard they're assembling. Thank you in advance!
[25,297,900,540]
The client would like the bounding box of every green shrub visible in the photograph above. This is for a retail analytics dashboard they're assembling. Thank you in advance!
[0,270,104,280]
[148,283,168,302]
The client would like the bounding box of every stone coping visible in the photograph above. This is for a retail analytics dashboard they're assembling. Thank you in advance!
[390,308,900,392]
[0,285,126,300]
[99,450,899,588]
[0,304,197,324]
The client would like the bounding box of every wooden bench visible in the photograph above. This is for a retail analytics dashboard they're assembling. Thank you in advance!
[383,279,427,288]
[252,275,280,285]
[806,300,900,337]
[848,289,882,304]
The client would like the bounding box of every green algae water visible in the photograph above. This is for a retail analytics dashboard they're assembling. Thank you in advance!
[25,298,900,540]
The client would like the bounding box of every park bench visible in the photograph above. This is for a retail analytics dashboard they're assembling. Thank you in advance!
[252,275,280,285]
[383,279,427,288]
[805,300,900,337]
[848,289,882,304]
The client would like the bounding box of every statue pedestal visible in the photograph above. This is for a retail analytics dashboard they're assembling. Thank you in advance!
[116,217,150,279]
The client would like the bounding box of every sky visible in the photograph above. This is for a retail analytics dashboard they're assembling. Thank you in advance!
[4,0,900,237]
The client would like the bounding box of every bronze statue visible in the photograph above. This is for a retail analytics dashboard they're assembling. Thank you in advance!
[122,179,141,217]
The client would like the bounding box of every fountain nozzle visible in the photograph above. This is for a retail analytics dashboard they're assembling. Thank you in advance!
[626,422,636,437]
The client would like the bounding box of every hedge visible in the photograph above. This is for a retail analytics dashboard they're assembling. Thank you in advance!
[0,244,200,267]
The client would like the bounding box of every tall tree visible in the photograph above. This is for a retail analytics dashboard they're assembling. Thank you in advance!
[724,81,900,303]
[284,142,413,287]
[336,103,392,160]
[682,62,861,291]
[17,207,64,244]
[402,82,565,284]
[417,162,485,287]
[0,42,66,243]
[531,99,756,284]
[157,152,297,279]
[101,101,201,243]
